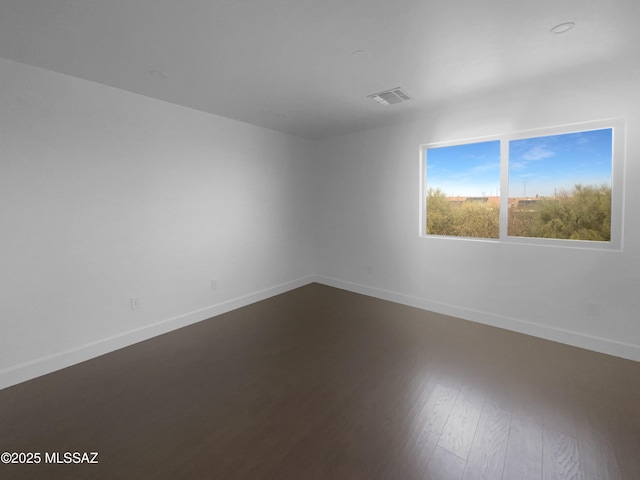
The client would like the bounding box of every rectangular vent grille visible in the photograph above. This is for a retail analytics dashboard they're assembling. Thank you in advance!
[368,88,411,106]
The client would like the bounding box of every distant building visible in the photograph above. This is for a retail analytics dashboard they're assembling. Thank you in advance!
[445,196,558,210]
[445,196,500,207]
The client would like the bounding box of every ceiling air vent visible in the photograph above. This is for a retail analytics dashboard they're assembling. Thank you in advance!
[368,87,411,106]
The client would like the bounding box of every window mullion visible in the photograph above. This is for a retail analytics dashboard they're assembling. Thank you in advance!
[499,138,510,240]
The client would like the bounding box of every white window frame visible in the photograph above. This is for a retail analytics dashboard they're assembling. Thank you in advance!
[419,119,626,251]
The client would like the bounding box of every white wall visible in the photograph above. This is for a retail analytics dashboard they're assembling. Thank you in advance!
[2,56,638,392]
[313,69,640,361]
[0,58,315,389]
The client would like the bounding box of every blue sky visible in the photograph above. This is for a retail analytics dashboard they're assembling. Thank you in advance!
[426,128,612,197]
[509,128,612,197]
[426,140,501,197]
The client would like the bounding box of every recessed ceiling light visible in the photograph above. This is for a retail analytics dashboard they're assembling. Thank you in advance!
[550,22,575,34]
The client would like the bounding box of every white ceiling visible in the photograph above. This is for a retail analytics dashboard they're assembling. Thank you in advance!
[1,0,639,139]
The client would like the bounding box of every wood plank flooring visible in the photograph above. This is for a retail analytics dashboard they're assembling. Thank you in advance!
[1,283,639,479]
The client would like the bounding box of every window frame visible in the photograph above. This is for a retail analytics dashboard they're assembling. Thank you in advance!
[419,119,625,251]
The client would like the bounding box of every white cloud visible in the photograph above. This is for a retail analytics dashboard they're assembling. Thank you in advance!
[470,162,500,174]
[522,145,555,161]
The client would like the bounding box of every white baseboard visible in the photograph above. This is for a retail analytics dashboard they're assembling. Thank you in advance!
[3,274,637,391]
[0,276,316,391]
[315,275,640,363]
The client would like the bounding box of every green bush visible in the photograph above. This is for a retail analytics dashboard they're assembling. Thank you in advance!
[427,184,611,241]
[526,184,611,241]
[426,188,499,238]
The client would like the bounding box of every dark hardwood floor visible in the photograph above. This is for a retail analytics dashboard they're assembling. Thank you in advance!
[1,283,638,479]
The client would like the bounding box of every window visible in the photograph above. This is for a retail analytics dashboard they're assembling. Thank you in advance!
[424,140,500,239]
[420,120,624,250]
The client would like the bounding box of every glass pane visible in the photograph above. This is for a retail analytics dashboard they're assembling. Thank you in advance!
[426,140,500,238]
[508,128,612,241]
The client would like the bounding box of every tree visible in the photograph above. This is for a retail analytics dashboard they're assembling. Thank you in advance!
[426,188,453,235]
[427,188,499,238]
[531,184,611,241]
[428,184,611,241]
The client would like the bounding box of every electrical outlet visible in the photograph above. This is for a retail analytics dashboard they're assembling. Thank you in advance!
[210,279,218,290]
[130,297,141,310]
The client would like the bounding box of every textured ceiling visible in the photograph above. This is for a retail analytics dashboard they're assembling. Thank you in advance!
[1,0,639,139]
